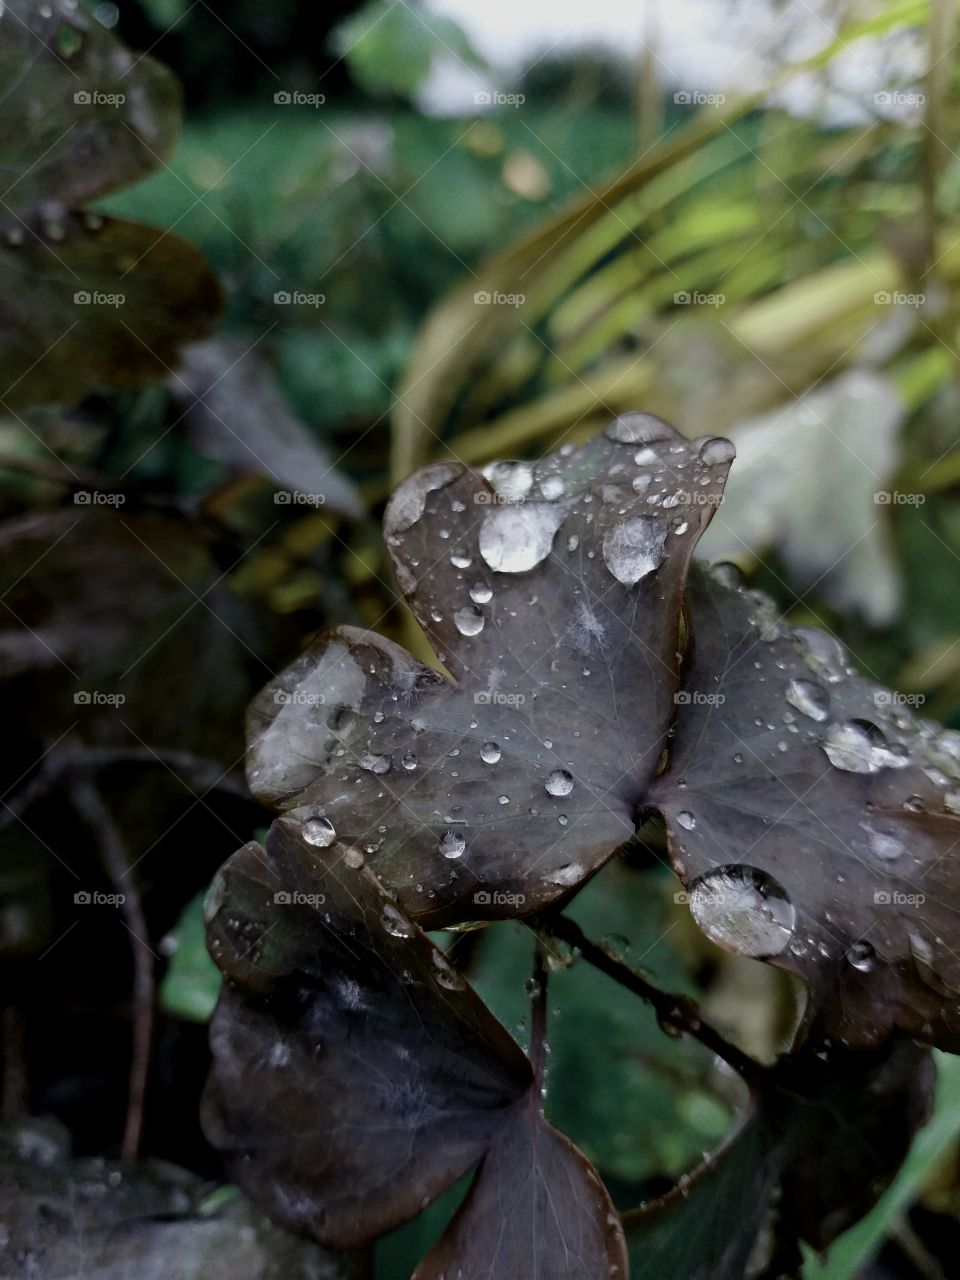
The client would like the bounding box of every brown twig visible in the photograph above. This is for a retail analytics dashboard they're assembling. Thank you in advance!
[533,912,766,1086]
[70,778,156,1160]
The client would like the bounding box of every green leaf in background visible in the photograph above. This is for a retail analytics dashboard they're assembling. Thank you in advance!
[333,0,483,101]
[160,891,221,1023]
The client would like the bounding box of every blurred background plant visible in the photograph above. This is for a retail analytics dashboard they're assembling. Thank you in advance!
[4,1,960,1277]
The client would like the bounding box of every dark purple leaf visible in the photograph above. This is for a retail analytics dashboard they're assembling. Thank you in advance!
[202,816,627,1276]
[650,563,960,1050]
[245,417,734,926]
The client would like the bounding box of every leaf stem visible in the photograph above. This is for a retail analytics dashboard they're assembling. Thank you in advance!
[533,912,766,1085]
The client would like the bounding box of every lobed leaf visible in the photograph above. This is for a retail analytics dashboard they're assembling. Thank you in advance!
[244,417,734,926]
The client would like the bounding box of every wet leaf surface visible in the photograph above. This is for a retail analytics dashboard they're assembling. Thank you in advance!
[0,1116,367,1280]
[650,562,960,1050]
[203,817,627,1276]
[245,417,733,926]
[0,0,222,408]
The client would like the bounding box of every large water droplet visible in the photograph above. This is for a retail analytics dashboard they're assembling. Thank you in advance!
[381,904,415,938]
[688,866,795,958]
[479,504,565,573]
[602,515,668,585]
[698,436,736,465]
[540,473,566,500]
[302,816,336,848]
[822,720,906,774]
[401,751,418,771]
[469,582,493,604]
[438,830,466,859]
[481,741,501,764]
[545,769,574,797]
[794,627,850,684]
[785,678,830,723]
[846,940,875,972]
[486,460,534,503]
[454,605,485,636]
[675,811,696,831]
[605,412,675,445]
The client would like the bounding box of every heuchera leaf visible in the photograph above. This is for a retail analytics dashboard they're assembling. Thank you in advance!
[245,415,734,927]
[0,0,222,409]
[202,817,628,1276]
[649,562,960,1051]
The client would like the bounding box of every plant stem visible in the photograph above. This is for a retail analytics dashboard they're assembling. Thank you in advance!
[70,779,157,1160]
[528,943,549,1090]
[534,912,766,1085]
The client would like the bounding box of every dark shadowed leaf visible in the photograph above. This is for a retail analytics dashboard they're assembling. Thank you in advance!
[0,0,222,409]
[624,1039,934,1278]
[0,1116,368,1280]
[649,562,960,1051]
[202,816,627,1276]
[169,340,363,519]
[244,417,734,926]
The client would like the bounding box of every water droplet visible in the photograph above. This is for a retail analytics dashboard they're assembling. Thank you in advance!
[688,866,795,958]
[302,816,336,848]
[822,720,907,774]
[479,503,565,573]
[450,550,472,569]
[342,847,365,869]
[486,460,534,503]
[785,678,830,722]
[360,753,391,775]
[401,751,418,771]
[846,940,875,972]
[432,953,465,990]
[386,462,460,532]
[498,794,510,805]
[605,411,675,445]
[860,820,904,861]
[546,862,585,886]
[381,904,414,938]
[676,811,696,831]
[601,515,668,585]
[454,605,485,636]
[438,830,466,859]
[481,741,501,763]
[698,436,736,465]
[540,473,566,500]
[545,769,574,797]
[470,582,492,604]
[794,627,850,684]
